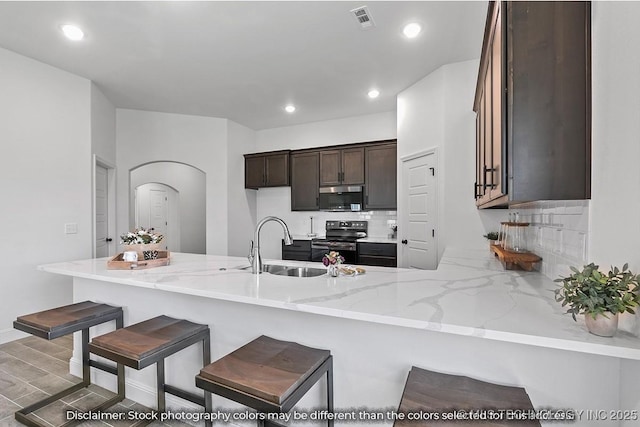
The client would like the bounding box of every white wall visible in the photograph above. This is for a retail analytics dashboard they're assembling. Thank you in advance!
[0,47,92,343]
[90,83,116,165]
[397,60,505,266]
[590,2,640,272]
[591,2,640,420]
[256,111,396,151]
[253,112,397,260]
[115,110,228,255]
[227,120,257,257]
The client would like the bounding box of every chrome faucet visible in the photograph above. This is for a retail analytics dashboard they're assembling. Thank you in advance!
[249,216,293,274]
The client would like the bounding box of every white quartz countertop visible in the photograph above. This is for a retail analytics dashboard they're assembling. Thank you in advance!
[38,248,640,360]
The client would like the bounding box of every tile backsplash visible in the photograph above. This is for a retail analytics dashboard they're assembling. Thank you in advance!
[509,200,589,281]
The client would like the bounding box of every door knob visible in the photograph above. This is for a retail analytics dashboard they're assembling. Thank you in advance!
[105,238,113,242]
[401,239,408,245]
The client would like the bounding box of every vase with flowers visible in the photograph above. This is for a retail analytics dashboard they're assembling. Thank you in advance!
[322,251,345,277]
[120,227,164,260]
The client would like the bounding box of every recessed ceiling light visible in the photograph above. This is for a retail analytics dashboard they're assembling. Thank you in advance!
[285,105,296,113]
[368,89,380,99]
[61,24,84,41]
[403,23,422,39]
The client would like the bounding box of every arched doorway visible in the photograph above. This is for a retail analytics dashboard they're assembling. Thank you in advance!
[130,161,206,254]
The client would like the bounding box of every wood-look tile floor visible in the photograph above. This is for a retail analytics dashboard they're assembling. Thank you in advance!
[0,336,191,427]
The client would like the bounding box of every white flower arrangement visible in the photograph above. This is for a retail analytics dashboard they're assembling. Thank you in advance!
[120,227,164,245]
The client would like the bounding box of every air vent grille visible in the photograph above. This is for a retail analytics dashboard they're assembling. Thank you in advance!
[350,6,375,29]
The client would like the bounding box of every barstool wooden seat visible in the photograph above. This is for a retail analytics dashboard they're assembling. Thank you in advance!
[394,366,540,427]
[89,315,212,425]
[196,335,333,427]
[13,301,125,427]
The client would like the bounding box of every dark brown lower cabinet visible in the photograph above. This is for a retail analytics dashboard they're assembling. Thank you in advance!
[357,242,397,267]
[282,239,312,261]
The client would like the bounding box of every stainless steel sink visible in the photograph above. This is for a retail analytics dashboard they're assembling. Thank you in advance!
[263,264,327,278]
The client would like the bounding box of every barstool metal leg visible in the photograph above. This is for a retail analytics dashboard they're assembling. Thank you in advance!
[203,335,212,427]
[327,356,334,427]
[116,312,126,398]
[157,359,166,413]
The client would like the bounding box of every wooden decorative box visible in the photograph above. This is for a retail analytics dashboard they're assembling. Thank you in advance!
[107,251,171,270]
[490,244,541,271]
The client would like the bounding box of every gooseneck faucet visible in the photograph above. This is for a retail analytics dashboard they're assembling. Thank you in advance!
[249,216,293,274]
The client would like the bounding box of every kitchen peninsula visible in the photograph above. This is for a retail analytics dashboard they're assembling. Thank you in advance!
[39,249,640,426]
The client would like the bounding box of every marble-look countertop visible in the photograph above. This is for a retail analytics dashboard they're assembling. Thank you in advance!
[38,248,640,360]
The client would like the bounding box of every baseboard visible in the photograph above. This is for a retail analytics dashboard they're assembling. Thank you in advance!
[0,327,28,345]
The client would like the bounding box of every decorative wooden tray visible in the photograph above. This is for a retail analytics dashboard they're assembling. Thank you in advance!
[490,244,541,271]
[107,251,171,270]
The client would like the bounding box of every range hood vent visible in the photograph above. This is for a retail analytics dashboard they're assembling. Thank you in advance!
[350,6,375,29]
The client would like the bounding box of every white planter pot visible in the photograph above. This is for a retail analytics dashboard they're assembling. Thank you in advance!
[123,243,162,259]
[584,312,618,337]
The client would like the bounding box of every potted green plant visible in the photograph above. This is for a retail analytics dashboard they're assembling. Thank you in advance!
[120,227,164,259]
[483,231,501,247]
[554,263,640,336]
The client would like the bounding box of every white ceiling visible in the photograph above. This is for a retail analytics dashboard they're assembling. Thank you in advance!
[0,1,487,130]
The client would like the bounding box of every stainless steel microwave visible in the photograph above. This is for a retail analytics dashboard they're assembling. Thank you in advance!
[318,186,363,211]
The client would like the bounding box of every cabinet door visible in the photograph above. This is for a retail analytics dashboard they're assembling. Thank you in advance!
[282,239,311,261]
[291,152,320,211]
[319,150,341,186]
[364,144,397,210]
[341,147,365,185]
[489,2,504,200]
[482,62,493,201]
[476,89,490,206]
[265,153,289,187]
[357,242,397,267]
[245,155,265,189]
[508,1,590,202]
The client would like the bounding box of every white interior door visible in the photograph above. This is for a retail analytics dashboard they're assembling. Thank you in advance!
[95,164,110,258]
[149,188,168,244]
[135,183,179,252]
[401,152,437,269]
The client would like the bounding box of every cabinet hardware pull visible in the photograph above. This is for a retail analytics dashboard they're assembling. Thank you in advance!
[474,182,483,199]
[483,166,497,190]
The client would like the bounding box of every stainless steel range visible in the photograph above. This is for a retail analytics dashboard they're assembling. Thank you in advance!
[311,220,368,263]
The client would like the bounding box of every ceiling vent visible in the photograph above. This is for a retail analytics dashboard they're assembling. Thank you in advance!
[350,6,375,29]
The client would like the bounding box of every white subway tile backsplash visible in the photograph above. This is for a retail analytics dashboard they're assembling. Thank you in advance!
[509,200,589,281]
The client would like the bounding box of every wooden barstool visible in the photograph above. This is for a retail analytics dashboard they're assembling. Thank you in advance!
[13,301,125,427]
[196,335,334,427]
[89,315,212,426]
[394,366,540,427]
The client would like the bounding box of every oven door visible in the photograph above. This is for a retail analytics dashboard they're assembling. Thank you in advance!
[311,241,357,264]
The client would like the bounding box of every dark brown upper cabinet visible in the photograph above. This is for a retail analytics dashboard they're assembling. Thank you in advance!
[364,143,397,210]
[473,1,591,208]
[290,151,320,211]
[244,150,290,189]
[319,147,365,186]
